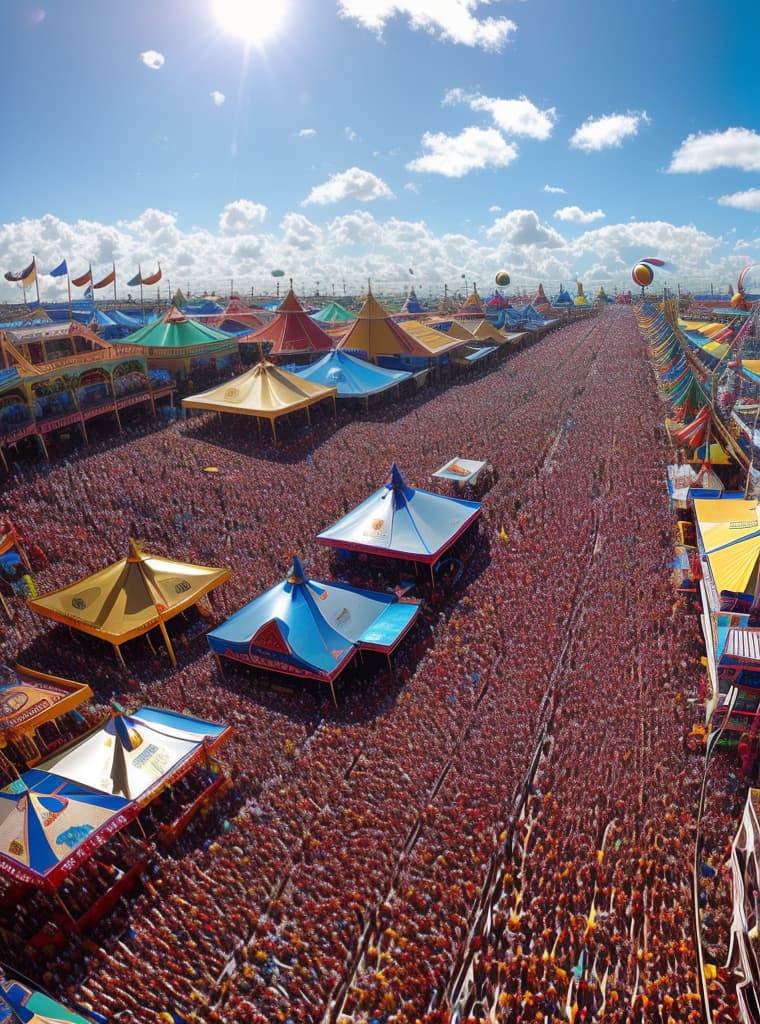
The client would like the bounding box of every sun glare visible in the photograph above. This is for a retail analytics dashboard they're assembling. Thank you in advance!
[212,0,291,46]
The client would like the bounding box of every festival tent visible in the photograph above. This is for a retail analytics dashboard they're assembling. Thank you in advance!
[484,290,511,310]
[400,319,472,357]
[27,539,230,667]
[118,304,232,350]
[574,281,590,307]
[311,301,357,324]
[208,555,421,704]
[182,359,336,438]
[209,293,266,334]
[464,320,515,346]
[293,347,412,399]
[337,291,433,362]
[595,286,611,306]
[241,288,333,359]
[317,463,481,574]
[0,978,95,1023]
[456,290,484,317]
[0,768,137,890]
[692,497,760,597]
[0,664,92,752]
[532,283,552,312]
[398,288,426,316]
[42,706,231,806]
[554,285,573,308]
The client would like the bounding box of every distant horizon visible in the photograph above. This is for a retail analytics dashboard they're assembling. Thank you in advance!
[2,0,758,303]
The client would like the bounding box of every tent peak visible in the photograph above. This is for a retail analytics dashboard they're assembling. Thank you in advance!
[127,537,146,563]
[287,555,306,585]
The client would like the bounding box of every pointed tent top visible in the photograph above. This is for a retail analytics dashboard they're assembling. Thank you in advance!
[163,304,187,324]
[387,463,413,500]
[127,537,145,563]
[287,555,306,585]
[277,288,305,313]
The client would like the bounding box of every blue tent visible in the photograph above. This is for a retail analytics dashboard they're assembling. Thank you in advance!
[293,348,412,398]
[554,285,573,307]
[208,555,421,701]
[317,463,481,568]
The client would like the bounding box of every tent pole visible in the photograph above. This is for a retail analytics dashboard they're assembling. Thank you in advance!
[157,616,177,666]
[113,644,127,670]
[213,652,226,678]
[329,680,338,708]
[55,890,78,925]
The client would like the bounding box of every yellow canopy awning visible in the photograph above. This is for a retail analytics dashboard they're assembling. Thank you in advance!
[182,359,336,420]
[693,497,760,594]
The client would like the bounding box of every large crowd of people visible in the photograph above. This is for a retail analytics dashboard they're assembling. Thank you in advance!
[0,306,743,1022]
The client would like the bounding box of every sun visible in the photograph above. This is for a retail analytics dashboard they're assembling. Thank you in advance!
[212,0,291,46]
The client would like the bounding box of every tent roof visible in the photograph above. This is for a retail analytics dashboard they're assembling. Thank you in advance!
[119,304,232,349]
[242,289,333,356]
[0,767,137,890]
[399,288,426,314]
[338,292,433,359]
[312,301,358,323]
[401,319,470,355]
[693,497,760,595]
[457,290,484,315]
[28,539,230,645]
[42,705,231,806]
[294,348,411,397]
[432,457,488,484]
[182,358,336,420]
[484,290,511,309]
[0,978,94,1023]
[464,319,510,344]
[0,665,93,743]
[317,463,481,564]
[208,555,421,682]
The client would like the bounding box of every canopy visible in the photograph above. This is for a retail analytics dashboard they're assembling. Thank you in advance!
[433,457,487,485]
[457,290,484,316]
[209,555,421,690]
[0,768,136,890]
[398,288,426,315]
[294,348,411,397]
[464,320,511,345]
[210,293,266,333]
[28,540,230,657]
[311,301,357,324]
[42,706,231,806]
[338,292,432,361]
[554,285,573,307]
[693,497,760,596]
[0,665,92,745]
[400,319,470,356]
[0,978,95,1023]
[317,463,481,565]
[242,289,333,357]
[484,290,511,309]
[119,304,232,350]
[183,358,336,429]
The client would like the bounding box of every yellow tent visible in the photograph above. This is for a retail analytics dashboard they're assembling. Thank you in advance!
[338,291,433,362]
[692,497,760,595]
[0,664,93,750]
[401,319,470,356]
[28,539,230,666]
[182,358,336,438]
[464,319,510,345]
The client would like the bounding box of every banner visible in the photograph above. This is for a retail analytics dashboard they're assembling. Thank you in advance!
[71,268,92,288]
[127,271,142,287]
[49,259,68,277]
[4,259,35,283]
[93,269,116,290]
[21,262,37,288]
[141,266,162,286]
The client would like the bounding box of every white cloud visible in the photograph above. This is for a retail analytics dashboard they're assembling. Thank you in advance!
[718,188,760,212]
[302,167,394,206]
[140,49,165,70]
[544,184,565,194]
[489,205,501,212]
[298,128,317,137]
[554,206,606,225]
[337,0,517,51]
[486,209,565,248]
[444,88,556,140]
[218,199,268,235]
[210,90,225,106]
[345,126,360,142]
[407,126,517,178]
[570,111,649,152]
[404,182,420,193]
[280,212,323,251]
[669,128,760,173]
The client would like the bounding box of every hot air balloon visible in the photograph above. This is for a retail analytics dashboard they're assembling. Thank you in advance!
[271,269,285,278]
[731,263,755,311]
[495,270,510,287]
[632,263,654,287]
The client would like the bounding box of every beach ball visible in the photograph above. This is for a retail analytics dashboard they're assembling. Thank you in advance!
[632,263,654,287]
[495,270,510,287]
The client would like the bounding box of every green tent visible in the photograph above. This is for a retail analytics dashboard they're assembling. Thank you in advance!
[312,301,357,324]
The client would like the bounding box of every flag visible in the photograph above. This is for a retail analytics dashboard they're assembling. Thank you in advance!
[21,261,37,288]
[49,259,68,277]
[72,267,92,288]
[84,284,93,300]
[127,271,142,287]
[4,258,35,283]
[93,268,116,290]
[141,265,162,286]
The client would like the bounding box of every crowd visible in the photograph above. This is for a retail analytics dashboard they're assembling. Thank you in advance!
[0,306,743,1022]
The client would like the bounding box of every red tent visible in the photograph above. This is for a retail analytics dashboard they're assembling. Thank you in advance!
[242,289,333,358]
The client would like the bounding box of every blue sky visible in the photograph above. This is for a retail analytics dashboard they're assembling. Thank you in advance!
[1,0,759,301]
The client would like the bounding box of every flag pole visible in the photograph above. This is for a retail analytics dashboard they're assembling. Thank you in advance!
[139,265,144,324]
[67,267,72,319]
[34,258,41,306]
[112,260,117,303]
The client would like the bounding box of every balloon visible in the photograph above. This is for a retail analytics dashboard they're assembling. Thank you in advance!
[495,270,510,287]
[632,263,654,287]
[271,269,285,278]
